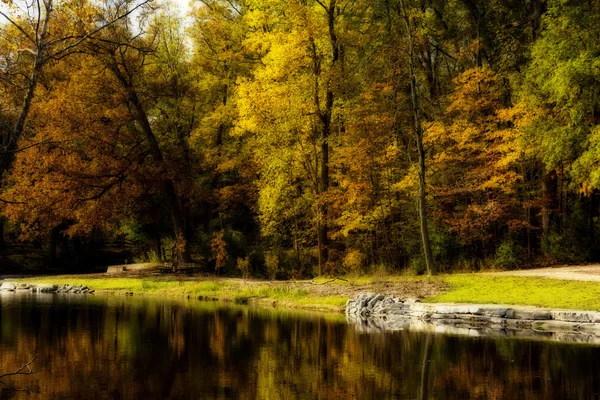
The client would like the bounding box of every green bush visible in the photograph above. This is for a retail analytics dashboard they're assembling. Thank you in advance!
[495,239,523,269]
[264,253,279,280]
[410,257,426,275]
[542,201,590,263]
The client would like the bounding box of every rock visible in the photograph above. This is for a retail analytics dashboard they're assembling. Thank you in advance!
[430,313,454,320]
[470,306,508,317]
[0,282,16,291]
[403,298,421,304]
[358,293,375,308]
[106,266,127,274]
[435,304,472,315]
[551,311,595,323]
[366,294,384,310]
[505,319,535,329]
[410,303,437,313]
[37,284,58,293]
[505,309,552,320]
[343,293,600,343]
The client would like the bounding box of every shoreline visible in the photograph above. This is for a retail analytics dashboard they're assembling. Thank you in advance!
[9,267,600,316]
[7,277,600,345]
[347,293,600,344]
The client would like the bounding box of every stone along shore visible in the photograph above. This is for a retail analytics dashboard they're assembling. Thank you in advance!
[0,282,95,294]
[346,293,600,344]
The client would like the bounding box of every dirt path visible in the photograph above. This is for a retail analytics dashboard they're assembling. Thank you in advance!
[489,265,600,281]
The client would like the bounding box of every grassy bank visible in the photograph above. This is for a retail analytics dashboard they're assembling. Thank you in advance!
[426,275,600,310]
[16,276,349,313]
[17,271,600,313]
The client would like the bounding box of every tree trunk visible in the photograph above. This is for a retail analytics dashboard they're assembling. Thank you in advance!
[49,226,59,265]
[541,169,557,235]
[531,0,544,41]
[402,0,435,275]
[294,217,302,271]
[0,220,4,251]
[315,1,339,275]
[108,63,192,262]
[154,230,162,262]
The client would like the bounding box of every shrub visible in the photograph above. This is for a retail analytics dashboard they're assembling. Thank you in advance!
[264,253,279,280]
[410,257,426,275]
[542,201,590,263]
[237,256,251,279]
[211,230,229,274]
[495,239,523,269]
[133,250,162,264]
[343,249,366,275]
[369,264,391,282]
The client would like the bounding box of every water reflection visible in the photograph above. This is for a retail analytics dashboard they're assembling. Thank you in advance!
[0,293,599,399]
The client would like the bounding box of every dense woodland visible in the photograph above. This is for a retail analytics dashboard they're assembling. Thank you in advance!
[0,0,599,276]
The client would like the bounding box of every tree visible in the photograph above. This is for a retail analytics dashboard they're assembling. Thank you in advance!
[427,68,523,250]
[236,0,349,274]
[83,8,194,261]
[0,0,153,178]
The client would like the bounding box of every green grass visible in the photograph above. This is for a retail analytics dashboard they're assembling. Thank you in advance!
[17,276,348,312]
[20,273,600,313]
[427,275,600,311]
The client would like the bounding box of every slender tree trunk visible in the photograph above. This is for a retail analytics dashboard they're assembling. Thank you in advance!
[314,1,339,275]
[49,226,58,265]
[318,125,330,275]
[294,217,302,271]
[154,231,162,262]
[109,63,192,262]
[402,0,435,275]
[590,190,596,249]
[541,169,556,236]
[527,206,532,259]
[0,219,4,251]
[531,0,544,41]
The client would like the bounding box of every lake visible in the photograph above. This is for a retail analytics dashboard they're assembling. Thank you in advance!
[0,293,599,399]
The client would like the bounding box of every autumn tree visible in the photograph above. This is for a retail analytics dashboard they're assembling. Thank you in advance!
[427,68,524,257]
[236,0,351,274]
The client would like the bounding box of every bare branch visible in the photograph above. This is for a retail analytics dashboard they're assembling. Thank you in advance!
[0,11,37,46]
[0,355,38,380]
[49,0,154,60]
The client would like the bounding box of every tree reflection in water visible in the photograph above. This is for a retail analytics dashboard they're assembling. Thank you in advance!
[0,293,599,399]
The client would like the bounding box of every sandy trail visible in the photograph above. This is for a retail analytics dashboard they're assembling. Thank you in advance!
[489,265,600,281]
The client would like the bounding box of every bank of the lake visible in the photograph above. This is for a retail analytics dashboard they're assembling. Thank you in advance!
[11,267,600,314]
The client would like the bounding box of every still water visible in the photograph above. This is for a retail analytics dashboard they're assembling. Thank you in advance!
[0,293,600,399]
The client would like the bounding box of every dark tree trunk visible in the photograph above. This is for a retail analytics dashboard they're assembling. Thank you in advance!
[154,231,162,262]
[314,0,339,275]
[0,220,4,251]
[402,0,435,275]
[49,226,59,265]
[541,169,557,236]
[108,62,192,263]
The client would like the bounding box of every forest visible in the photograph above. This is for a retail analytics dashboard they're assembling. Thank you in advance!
[0,0,598,277]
